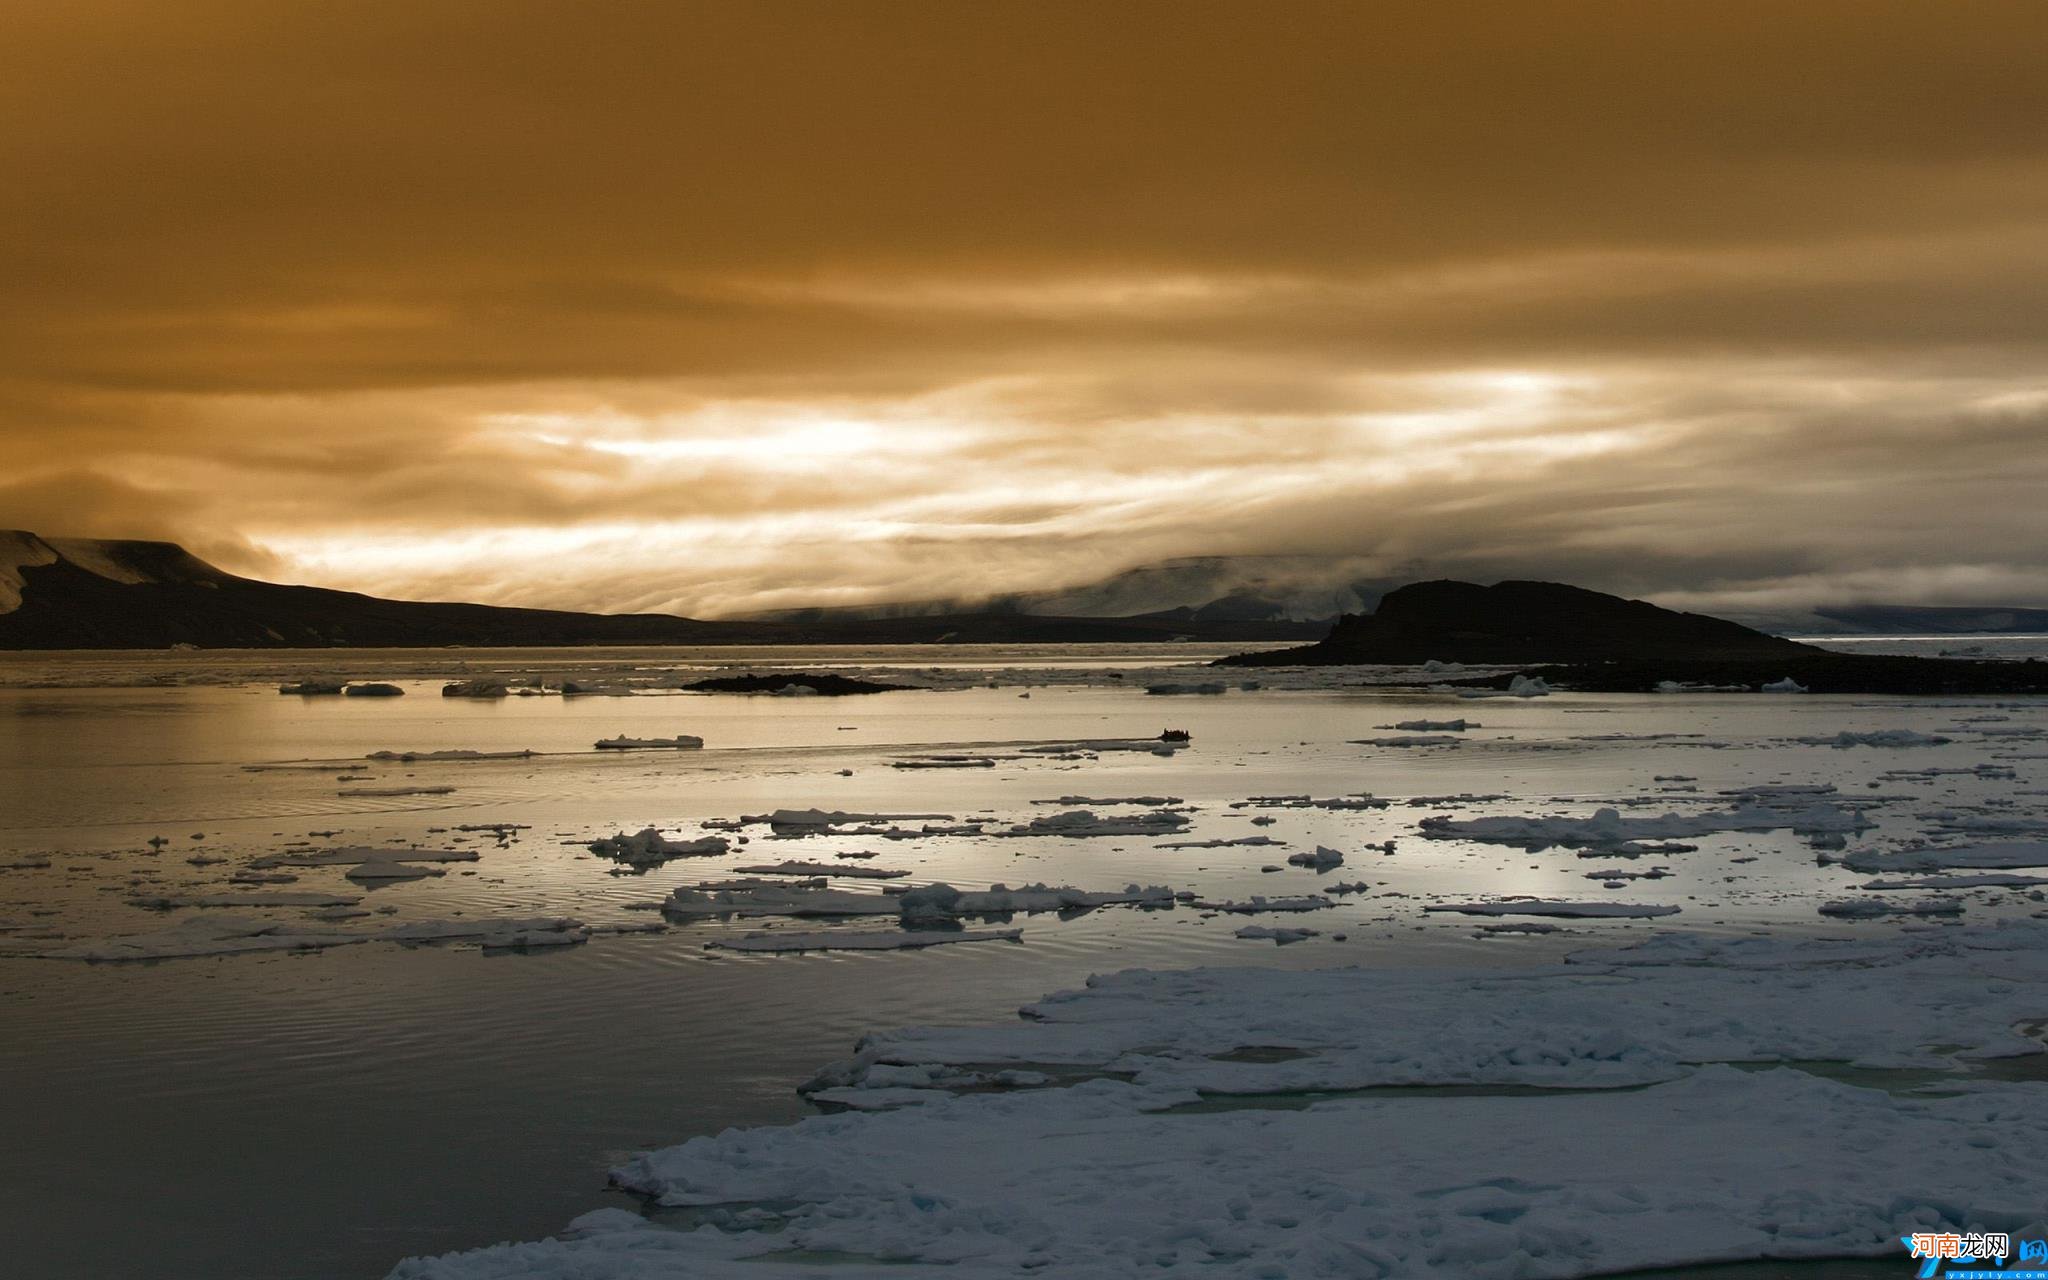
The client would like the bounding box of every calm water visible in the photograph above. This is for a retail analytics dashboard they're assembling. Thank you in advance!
[2,642,2044,1278]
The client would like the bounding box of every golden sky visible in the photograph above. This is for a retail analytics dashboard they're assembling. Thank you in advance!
[5,1,2047,616]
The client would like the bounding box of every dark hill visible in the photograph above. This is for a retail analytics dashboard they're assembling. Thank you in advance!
[0,532,1324,650]
[1221,579,1814,667]
[1217,578,2048,695]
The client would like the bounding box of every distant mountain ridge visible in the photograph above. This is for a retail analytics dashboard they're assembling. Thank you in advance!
[744,552,2048,636]
[0,532,1325,650]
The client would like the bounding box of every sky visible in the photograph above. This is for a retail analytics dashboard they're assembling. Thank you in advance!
[4,0,2047,619]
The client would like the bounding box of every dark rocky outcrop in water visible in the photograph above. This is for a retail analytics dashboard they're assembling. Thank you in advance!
[0,531,1323,650]
[1221,580,1813,667]
[1219,578,2048,695]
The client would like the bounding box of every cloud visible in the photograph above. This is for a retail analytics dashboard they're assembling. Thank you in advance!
[2,2,2047,614]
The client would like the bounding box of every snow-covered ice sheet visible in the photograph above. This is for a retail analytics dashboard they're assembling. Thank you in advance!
[391,922,2048,1280]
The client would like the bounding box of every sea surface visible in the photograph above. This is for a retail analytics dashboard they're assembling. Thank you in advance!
[2,639,2045,1279]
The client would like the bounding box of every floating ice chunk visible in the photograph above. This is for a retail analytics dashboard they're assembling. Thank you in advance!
[364,749,533,762]
[1286,846,1345,871]
[1818,898,1965,919]
[1235,925,1319,944]
[1002,810,1191,837]
[1389,718,1472,731]
[680,877,828,892]
[1351,734,1463,747]
[1859,873,2048,890]
[126,891,363,908]
[558,1208,648,1238]
[1422,802,1871,848]
[1719,783,1838,799]
[228,869,298,884]
[1798,729,1953,748]
[340,785,456,797]
[742,808,951,834]
[1189,895,1333,913]
[1156,835,1282,849]
[1037,795,1184,807]
[1018,738,1189,756]
[342,682,404,697]
[345,859,447,882]
[383,917,589,948]
[439,679,508,698]
[1425,899,1681,919]
[247,845,479,869]
[1918,811,2048,835]
[560,680,633,696]
[1838,841,2048,874]
[1761,676,1809,693]
[903,882,1177,919]
[707,928,1021,953]
[1455,673,1552,699]
[588,829,731,865]
[730,860,908,879]
[890,755,996,769]
[277,678,347,695]
[662,885,900,917]
[39,916,367,960]
[594,734,705,750]
[1143,681,1228,695]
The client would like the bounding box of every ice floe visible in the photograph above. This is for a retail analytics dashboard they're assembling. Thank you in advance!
[365,749,534,762]
[1458,674,1552,699]
[594,735,705,750]
[706,928,1022,954]
[40,914,587,961]
[1799,729,1953,748]
[1422,802,1872,849]
[730,860,909,879]
[1002,809,1191,838]
[1234,925,1319,944]
[663,886,901,918]
[1424,899,1681,919]
[1817,898,1965,919]
[1837,840,2048,874]
[247,846,480,870]
[345,859,448,882]
[1189,895,1333,913]
[127,891,362,909]
[588,829,731,866]
[1859,872,2048,890]
[1286,846,1345,871]
[1352,734,1463,747]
